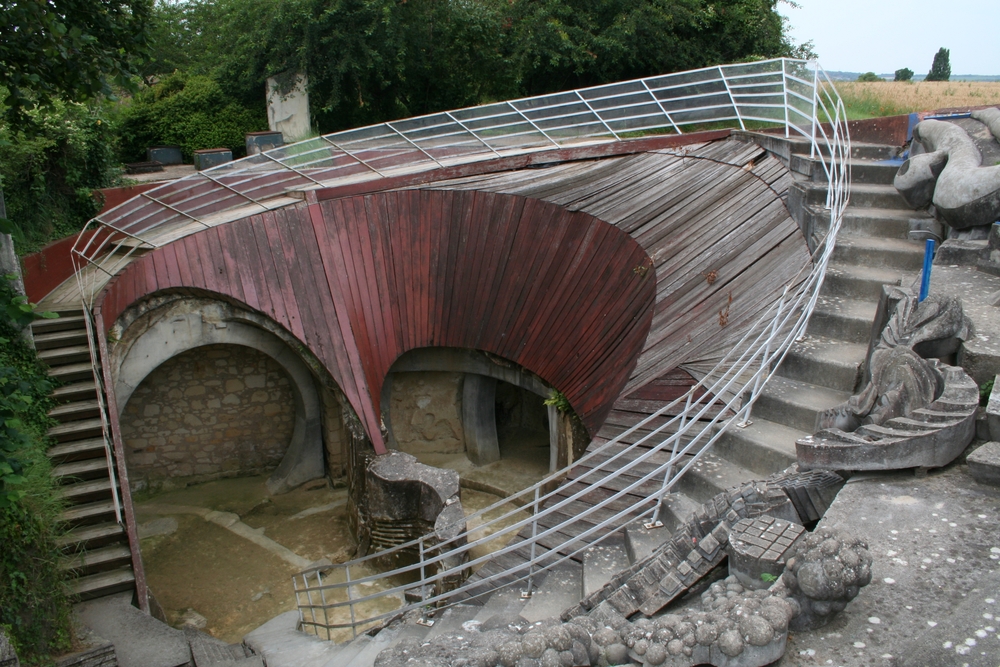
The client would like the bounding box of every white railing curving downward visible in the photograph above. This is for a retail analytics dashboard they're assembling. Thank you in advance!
[66,58,850,640]
[285,59,851,641]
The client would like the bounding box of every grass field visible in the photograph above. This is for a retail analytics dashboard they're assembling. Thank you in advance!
[830,81,1000,119]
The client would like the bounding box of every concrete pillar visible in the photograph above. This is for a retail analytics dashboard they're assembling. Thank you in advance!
[462,374,499,465]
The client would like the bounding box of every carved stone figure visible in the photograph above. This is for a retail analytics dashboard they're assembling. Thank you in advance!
[894,107,1000,230]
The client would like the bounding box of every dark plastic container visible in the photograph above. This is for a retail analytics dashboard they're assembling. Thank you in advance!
[193,148,233,171]
[146,145,183,165]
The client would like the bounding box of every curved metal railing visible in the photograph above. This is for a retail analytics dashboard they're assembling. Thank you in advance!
[281,59,851,641]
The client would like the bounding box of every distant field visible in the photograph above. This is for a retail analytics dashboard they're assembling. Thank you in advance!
[829,81,1000,119]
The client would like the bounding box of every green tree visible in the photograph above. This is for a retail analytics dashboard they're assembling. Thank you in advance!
[894,67,914,82]
[0,0,153,129]
[856,72,883,82]
[926,47,951,82]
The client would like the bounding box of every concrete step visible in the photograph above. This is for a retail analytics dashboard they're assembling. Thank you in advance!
[187,629,263,667]
[793,155,902,185]
[777,334,868,393]
[624,518,673,564]
[72,567,136,600]
[821,262,904,301]
[342,626,400,667]
[785,137,902,161]
[30,314,86,335]
[49,399,101,423]
[711,419,803,477]
[804,182,910,210]
[48,417,103,443]
[244,611,344,667]
[519,560,582,623]
[808,295,878,343]
[472,586,529,625]
[59,477,114,503]
[61,543,132,574]
[582,540,630,597]
[33,328,89,350]
[812,206,929,239]
[57,521,126,551]
[673,452,757,504]
[75,592,191,667]
[753,375,851,434]
[38,344,91,367]
[48,436,106,463]
[48,362,97,384]
[60,498,118,525]
[52,457,110,483]
[422,603,481,641]
[52,379,99,403]
[832,235,925,271]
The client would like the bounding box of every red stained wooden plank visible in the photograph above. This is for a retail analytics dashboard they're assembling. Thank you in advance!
[229,220,263,313]
[216,226,247,304]
[192,231,219,295]
[249,213,287,324]
[262,210,306,343]
[160,242,182,290]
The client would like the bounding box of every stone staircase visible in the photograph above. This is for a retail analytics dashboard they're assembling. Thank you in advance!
[34,308,137,600]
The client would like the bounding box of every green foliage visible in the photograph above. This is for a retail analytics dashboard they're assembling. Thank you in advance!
[982,377,995,407]
[544,389,573,413]
[118,71,268,162]
[926,47,951,82]
[894,67,914,82]
[149,0,806,133]
[856,72,884,83]
[0,275,70,662]
[760,572,778,583]
[0,0,152,131]
[0,98,123,256]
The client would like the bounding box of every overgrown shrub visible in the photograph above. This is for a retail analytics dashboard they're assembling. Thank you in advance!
[894,67,914,82]
[118,72,267,162]
[0,277,71,664]
[856,72,884,82]
[0,98,123,256]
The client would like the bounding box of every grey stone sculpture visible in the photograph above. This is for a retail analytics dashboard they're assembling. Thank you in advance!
[800,291,977,470]
[0,628,18,667]
[894,108,1000,230]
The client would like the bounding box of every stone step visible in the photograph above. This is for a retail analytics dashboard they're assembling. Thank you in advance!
[38,344,91,367]
[813,206,929,239]
[52,379,99,403]
[581,540,630,597]
[422,603,481,641]
[804,182,910,210]
[56,521,125,551]
[784,137,902,161]
[33,328,89,350]
[47,417,103,443]
[30,314,86,335]
[48,362,97,384]
[821,262,904,301]
[518,560,582,623]
[244,611,344,667]
[832,235,926,271]
[187,628,263,667]
[59,477,114,503]
[52,457,110,483]
[753,375,851,434]
[61,543,132,574]
[624,518,673,564]
[48,436,107,463]
[777,334,868,393]
[342,626,400,667]
[71,566,136,600]
[60,498,118,525]
[673,452,757,504]
[711,418,803,477]
[808,295,878,343]
[793,155,902,185]
[48,399,101,423]
[471,586,530,625]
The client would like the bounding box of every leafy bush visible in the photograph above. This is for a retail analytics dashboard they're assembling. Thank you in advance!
[118,72,267,162]
[0,98,123,255]
[0,276,71,663]
[856,72,884,82]
[894,67,914,82]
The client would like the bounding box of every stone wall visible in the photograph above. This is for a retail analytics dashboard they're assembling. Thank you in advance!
[387,371,466,456]
[321,385,347,480]
[121,344,296,491]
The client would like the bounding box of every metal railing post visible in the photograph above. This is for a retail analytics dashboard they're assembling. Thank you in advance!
[646,392,692,528]
[810,63,820,159]
[737,286,789,428]
[719,66,745,131]
[346,565,357,640]
[522,487,541,598]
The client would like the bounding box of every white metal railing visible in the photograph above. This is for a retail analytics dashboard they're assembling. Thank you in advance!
[66,58,850,639]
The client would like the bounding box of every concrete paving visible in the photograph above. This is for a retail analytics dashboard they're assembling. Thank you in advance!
[74,592,191,667]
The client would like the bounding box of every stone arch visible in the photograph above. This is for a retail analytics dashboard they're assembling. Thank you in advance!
[112,298,324,494]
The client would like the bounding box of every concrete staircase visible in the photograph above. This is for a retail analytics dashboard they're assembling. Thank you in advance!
[34,309,137,600]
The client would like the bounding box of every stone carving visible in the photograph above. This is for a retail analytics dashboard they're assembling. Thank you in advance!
[561,469,844,622]
[727,516,805,591]
[800,291,977,470]
[778,527,872,631]
[0,628,18,667]
[894,108,1000,230]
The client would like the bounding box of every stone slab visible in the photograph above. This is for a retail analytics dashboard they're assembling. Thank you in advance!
[967,442,1000,486]
[518,561,582,623]
[930,265,1000,386]
[581,543,630,597]
[623,519,671,564]
[776,466,1000,666]
[988,375,1000,441]
[73,592,190,667]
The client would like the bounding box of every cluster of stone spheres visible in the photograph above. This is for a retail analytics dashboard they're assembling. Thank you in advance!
[374,526,872,667]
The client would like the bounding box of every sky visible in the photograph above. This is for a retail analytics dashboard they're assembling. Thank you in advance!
[777,0,1000,76]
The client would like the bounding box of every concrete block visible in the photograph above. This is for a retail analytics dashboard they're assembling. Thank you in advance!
[990,375,1000,441]
[582,543,630,597]
[519,561,582,623]
[967,442,1000,486]
[193,149,233,171]
[623,519,670,564]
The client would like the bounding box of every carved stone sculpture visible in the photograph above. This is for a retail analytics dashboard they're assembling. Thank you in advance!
[800,291,977,470]
[894,107,1000,231]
